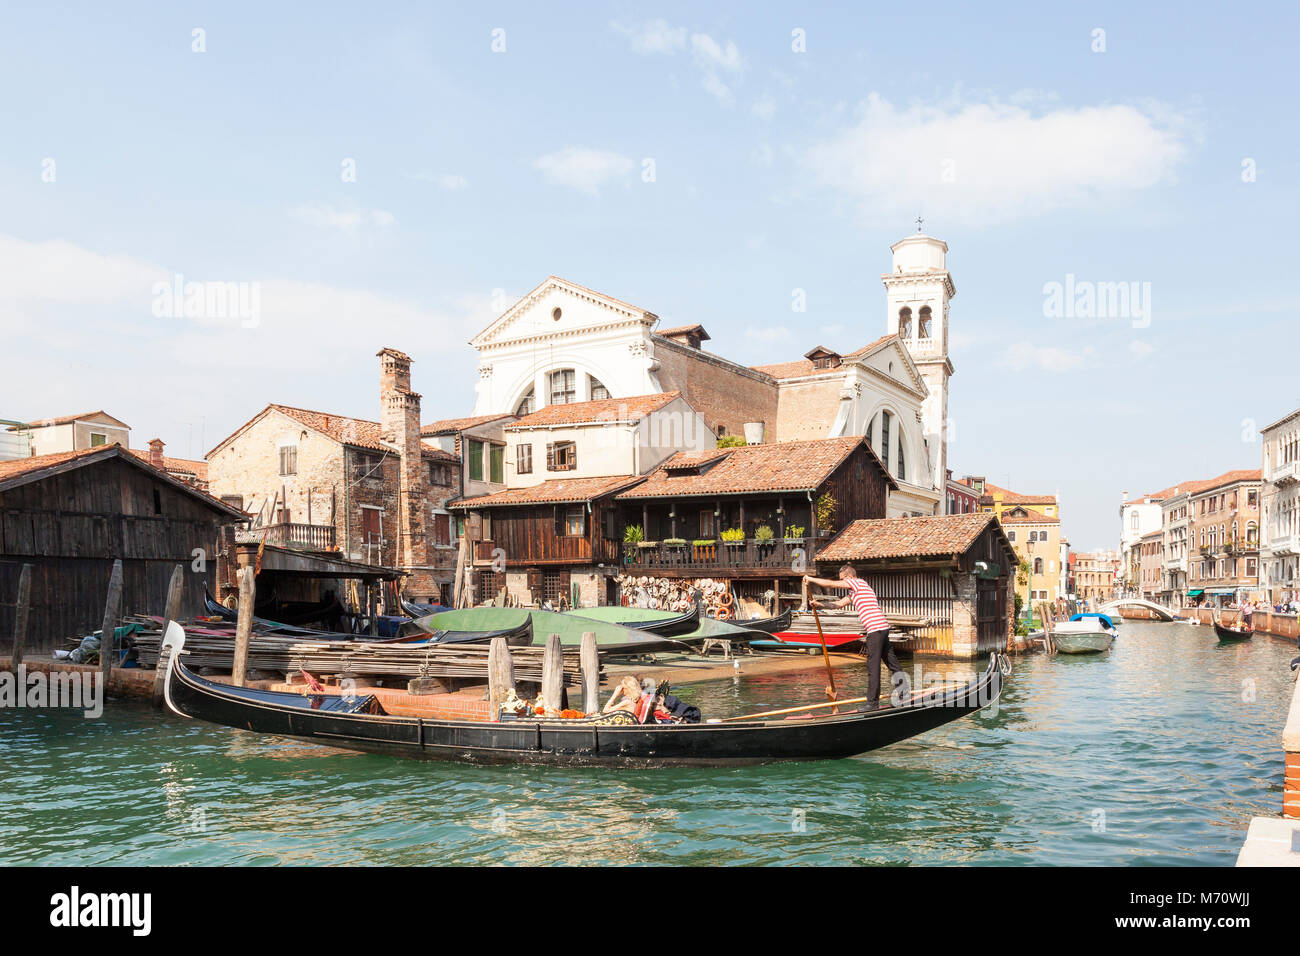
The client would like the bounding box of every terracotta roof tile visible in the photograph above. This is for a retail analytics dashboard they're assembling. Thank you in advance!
[818,513,1003,561]
[421,413,515,436]
[507,392,681,429]
[6,410,130,431]
[751,334,899,380]
[0,446,100,482]
[615,436,895,499]
[983,482,1057,505]
[128,448,209,481]
[999,506,1060,524]
[655,323,710,341]
[213,404,457,462]
[449,475,643,508]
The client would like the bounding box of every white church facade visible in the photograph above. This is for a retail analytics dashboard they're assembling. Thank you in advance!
[467,232,956,518]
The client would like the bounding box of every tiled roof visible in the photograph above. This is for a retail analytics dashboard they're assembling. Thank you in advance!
[750,334,898,380]
[0,444,243,516]
[213,404,457,462]
[615,436,896,499]
[1192,469,1262,494]
[983,482,1057,505]
[449,475,643,508]
[421,413,515,436]
[818,513,1003,561]
[128,448,209,481]
[999,506,1059,524]
[6,410,130,431]
[507,392,681,429]
[655,323,710,341]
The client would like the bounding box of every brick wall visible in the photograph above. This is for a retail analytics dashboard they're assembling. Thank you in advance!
[653,339,779,440]
[773,378,842,442]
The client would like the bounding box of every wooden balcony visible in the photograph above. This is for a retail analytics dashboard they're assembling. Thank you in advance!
[248,521,336,551]
[624,538,817,577]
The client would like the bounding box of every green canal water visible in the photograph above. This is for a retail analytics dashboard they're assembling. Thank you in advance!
[1,620,1295,866]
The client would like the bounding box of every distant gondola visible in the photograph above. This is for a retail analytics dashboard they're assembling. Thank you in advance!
[159,623,1007,767]
[1213,620,1253,642]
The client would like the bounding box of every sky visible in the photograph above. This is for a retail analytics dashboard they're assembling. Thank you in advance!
[2,1,1297,551]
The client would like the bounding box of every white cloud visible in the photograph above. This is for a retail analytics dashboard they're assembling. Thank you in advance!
[438,174,468,191]
[804,92,1195,224]
[534,147,635,196]
[1000,341,1094,373]
[0,236,165,306]
[291,201,397,231]
[611,18,686,55]
[751,94,776,120]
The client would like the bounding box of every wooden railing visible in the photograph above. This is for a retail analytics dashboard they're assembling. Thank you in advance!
[248,522,336,551]
[624,539,816,573]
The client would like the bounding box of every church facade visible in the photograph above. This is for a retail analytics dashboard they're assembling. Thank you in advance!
[467,232,956,518]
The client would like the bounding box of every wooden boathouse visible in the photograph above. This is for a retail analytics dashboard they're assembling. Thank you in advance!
[0,444,245,653]
[815,512,1017,657]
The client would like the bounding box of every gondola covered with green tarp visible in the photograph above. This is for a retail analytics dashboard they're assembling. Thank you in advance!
[403,606,687,655]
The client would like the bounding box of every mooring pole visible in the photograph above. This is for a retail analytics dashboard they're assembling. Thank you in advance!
[11,563,32,670]
[99,559,124,697]
[488,636,515,711]
[232,566,255,687]
[152,564,186,708]
[541,633,563,713]
[580,631,600,715]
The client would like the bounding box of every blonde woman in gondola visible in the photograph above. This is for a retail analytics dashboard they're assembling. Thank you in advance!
[603,675,651,721]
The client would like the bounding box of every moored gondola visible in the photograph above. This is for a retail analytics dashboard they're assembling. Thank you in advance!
[566,600,701,638]
[159,623,1007,767]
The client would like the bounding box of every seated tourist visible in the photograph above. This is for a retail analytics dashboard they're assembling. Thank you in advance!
[603,676,648,719]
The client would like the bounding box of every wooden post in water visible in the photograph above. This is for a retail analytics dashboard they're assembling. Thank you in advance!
[541,633,563,712]
[11,563,32,669]
[99,559,124,694]
[151,564,186,708]
[232,566,255,687]
[580,631,600,715]
[488,636,515,708]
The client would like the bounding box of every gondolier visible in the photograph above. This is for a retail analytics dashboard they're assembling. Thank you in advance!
[804,565,905,711]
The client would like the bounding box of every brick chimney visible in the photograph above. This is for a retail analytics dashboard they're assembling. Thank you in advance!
[148,438,165,468]
[377,348,428,577]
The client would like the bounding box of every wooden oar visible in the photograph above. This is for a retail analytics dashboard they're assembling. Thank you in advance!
[720,680,968,722]
[810,602,838,714]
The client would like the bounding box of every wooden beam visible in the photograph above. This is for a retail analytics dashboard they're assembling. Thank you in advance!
[11,563,31,669]
[580,631,600,714]
[98,559,124,695]
[152,563,186,708]
[232,566,255,687]
[488,636,515,706]
[541,633,563,712]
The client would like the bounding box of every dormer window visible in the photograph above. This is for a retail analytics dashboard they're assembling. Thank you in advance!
[804,346,841,370]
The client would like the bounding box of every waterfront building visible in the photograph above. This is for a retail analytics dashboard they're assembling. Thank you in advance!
[1058,536,1070,599]
[1138,529,1164,601]
[1119,489,1166,594]
[0,444,243,653]
[206,349,462,603]
[1158,482,1201,604]
[1000,503,1061,608]
[1186,469,1261,606]
[1260,408,1300,603]
[1074,550,1119,604]
[466,231,957,518]
[946,471,981,514]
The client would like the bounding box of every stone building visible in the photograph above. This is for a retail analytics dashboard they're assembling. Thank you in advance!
[815,512,1017,658]
[1074,550,1119,604]
[1186,469,1261,605]
[1138,529,1164,601]
[1119,489,1167,592]
[1260,407,1300,603]
[206,348,461,602]
[5,410,131,456]
[465,231,959,517]
[1000,504,1062,606]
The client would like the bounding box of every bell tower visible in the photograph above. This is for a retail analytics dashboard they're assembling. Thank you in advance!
[882,230,955,496]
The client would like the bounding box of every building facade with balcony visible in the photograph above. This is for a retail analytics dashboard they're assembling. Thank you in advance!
[206,349,461,603]
[1261,408,1300,602]
[1187,469,1261,605]
[1159,485,1198,604]
[1074,550,1119,605]
[1000,505,1061,607]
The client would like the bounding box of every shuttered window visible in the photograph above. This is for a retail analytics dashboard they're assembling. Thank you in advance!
[546,441,576,471]
[517,443,533,474]
[489,444,504,483]
[467,439,484,481]
[279,445,298,476]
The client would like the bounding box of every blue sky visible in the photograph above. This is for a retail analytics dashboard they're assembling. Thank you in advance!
[2,1,1297,550]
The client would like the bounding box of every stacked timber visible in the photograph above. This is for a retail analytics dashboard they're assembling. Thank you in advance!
[132,627,587,684]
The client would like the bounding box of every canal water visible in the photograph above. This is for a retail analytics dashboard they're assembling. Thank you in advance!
[1,620,1295,866]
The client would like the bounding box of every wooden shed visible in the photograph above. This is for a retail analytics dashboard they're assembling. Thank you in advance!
[816,513,1017,657]
[0,444,245,653]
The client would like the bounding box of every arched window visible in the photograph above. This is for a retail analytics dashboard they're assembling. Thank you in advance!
[548,369,576,405]
[895,424,906,482]
[919,305,933,339]
[898,307,912,339]
[589,377,610,401]
[879,411,892,475]
[515,387,535,417]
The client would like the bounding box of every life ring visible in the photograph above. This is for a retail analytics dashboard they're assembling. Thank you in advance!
[717,591,735,608]
[714,606,731,620]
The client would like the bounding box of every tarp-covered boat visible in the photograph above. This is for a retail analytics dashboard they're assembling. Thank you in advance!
[406,607,686,655]
[565,602,701,638]
[159,623,1008,767]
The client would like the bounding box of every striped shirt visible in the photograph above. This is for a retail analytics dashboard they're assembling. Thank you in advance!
[845,577,889,634]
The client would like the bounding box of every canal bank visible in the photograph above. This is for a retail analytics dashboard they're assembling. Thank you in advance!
[0,619,1294,865]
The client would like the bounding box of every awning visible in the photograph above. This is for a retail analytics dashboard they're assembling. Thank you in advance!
[1186,589,1204,597]
[1207,588,1237,596]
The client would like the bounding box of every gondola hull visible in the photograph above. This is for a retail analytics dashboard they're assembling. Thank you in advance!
[159,624,1006,767]
[1214,621,1253,642]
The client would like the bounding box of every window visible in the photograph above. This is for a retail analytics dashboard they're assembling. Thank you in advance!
[428,462,450,487]
[516,388,535,417]
[880,411,892,475]
[549,369,576,405]
[699,510,715,537]
[556,505,585,537]
[919,305,932,338]
[279,445,298,476]
[590,377,610,401]
[89,433,107,447]
[896,429,906,482]
[431,512,450,546]
[351,450,383,481]
[489,444,504,484]
[517,444,533,475]
[1008,531,1016,542]
[898,307,912,339]
[1034,557,1043,574]
[547,441,577,471]
[467,439,484,481]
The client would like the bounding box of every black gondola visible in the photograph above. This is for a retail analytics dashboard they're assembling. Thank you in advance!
[730,608,793,634]
[1213,620,1253,642]
[401,598,450,618]
[159,623,1007,767]
[610,601,702,637]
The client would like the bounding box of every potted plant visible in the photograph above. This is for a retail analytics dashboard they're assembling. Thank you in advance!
[755,524,775,547]
[721,528,745,547]
[664,537,687,549]
[815,493,837,537]
[783,524,805,544]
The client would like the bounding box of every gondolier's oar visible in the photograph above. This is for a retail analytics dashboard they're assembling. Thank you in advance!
[719,681,968,722]
[810,602,838,714]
